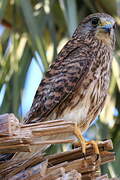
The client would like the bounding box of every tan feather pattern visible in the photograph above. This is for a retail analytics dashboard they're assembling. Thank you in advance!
[24,13,115,134]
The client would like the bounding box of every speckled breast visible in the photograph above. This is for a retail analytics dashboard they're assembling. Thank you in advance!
[49,44,112,133]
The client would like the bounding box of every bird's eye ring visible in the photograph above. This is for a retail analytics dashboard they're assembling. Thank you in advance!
[91,17,99,27]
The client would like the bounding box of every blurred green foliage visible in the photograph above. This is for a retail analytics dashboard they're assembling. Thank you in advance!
[0,0,120,177]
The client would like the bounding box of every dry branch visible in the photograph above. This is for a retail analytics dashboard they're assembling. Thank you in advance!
[0,139,115,179]
[0,114,76,153]
[0,113,117,180]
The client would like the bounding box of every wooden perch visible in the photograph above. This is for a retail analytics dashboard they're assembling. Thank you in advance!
[0,114,76,153]
[1,140,115,179]
[0,114,117,180]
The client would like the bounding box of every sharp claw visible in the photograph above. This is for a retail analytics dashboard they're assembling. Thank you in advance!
[73,125,101,162]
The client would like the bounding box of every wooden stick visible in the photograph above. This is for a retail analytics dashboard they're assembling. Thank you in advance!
[0,114,116,179]
[6,150,115,180]
[0,114,20,136]
[0,140,115,179]
[0,114,114,155]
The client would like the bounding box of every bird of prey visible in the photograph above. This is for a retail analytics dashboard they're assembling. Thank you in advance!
[0,13,116,161]
[24,12,116,157]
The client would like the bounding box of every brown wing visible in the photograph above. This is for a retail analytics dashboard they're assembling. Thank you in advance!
[25,38,93,123]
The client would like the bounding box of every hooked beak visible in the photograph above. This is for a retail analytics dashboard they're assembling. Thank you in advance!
[99,21,113,33]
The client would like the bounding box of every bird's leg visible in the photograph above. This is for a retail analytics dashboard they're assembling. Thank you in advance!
[73,123,86,156]
[73,123,100,160]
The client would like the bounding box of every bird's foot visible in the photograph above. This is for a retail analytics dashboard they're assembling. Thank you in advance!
[73,124,100,161]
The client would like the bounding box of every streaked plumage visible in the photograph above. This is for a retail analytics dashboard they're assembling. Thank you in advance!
[25,13,115,134]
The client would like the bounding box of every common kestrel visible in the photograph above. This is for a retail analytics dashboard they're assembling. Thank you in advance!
[0,13,116,161]
[24,12,116,157]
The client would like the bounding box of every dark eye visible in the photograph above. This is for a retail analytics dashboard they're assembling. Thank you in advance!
[91,17,99,27]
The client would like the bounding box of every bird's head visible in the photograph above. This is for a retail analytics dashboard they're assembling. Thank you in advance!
[73,13,116,48]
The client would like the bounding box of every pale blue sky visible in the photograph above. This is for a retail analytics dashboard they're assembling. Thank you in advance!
[21,56,44,117]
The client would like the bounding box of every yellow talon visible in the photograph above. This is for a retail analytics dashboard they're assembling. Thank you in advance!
[74,123,100,160]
